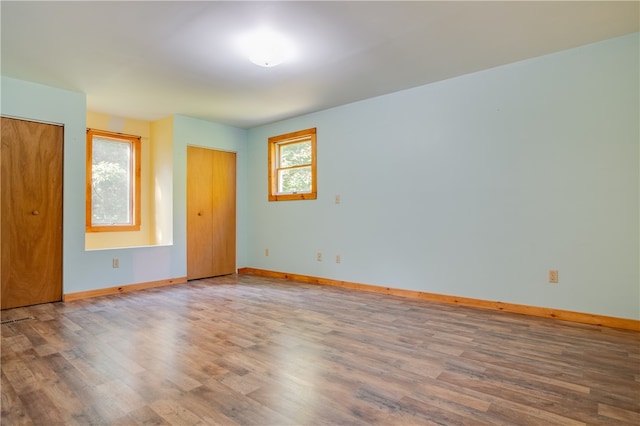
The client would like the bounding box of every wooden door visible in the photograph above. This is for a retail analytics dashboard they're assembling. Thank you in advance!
[187,146,214,279]
[187,146,236,280]
[1,117,63,309]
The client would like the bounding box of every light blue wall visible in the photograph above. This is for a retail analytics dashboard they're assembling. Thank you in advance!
[3,33,638,320]
[246,33,640,319]
[0,78,248,294]
[173,115,249,271]
[1,77,186,293]
[1,77,89,293]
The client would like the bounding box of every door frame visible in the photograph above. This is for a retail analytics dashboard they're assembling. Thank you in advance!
[1,116,65,309]
[186,145,237,280]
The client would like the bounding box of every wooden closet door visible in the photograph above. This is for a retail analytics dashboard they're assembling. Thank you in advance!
[210,149,236,276]
[1,117,63,309]
[187,146,236,280]
[187,146,214,280]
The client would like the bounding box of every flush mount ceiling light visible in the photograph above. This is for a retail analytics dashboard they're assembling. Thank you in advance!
[238,27,295,68]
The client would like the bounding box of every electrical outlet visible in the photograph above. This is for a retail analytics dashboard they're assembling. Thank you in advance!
[317,252,323,261]
[548,270,558,283]
[336,254,341,264]
[112,258,120,268]
[265,248,269,256]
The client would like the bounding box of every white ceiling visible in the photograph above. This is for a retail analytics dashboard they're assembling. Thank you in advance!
[2,1,638,129]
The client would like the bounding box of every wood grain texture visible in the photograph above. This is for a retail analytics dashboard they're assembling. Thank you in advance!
[63,277,188,302]
[187,146,236,279]
[210,149,236,276]
[238,267,640,331]
[85,129,141,233]
[187,146,213,280]
[268,127,317,202]
[2,274,639,425]
[1,117,63,309]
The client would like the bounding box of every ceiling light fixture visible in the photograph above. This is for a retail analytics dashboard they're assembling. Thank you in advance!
[238,27,295,68]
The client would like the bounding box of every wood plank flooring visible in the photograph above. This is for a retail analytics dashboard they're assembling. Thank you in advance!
[2,274,639,425]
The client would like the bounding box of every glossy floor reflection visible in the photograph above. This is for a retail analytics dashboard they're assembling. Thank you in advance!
[2,274,639,425]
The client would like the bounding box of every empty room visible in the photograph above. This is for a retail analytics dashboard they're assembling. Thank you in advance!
[1,1,639,425]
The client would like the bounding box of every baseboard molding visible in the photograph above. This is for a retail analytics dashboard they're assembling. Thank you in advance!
[238,267,640,331]
[63,277,188,302]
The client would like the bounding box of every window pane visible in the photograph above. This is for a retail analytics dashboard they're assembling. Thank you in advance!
[92,138,132,225]
[278,166,311,193]
[268,127,316,201]
[279,141,311,167]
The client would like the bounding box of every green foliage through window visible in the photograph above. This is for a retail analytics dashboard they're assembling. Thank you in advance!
[277,141,312,193]
[268,128,317,201]
[86,129,141,232]
[91,138,131,225]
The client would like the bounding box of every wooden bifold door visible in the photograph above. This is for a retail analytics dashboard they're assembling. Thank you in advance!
[187,146,236,280]
[1,117,63,309]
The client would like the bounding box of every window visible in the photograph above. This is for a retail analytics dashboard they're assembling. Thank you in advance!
[86,129,141,232]
[268,127,317,201]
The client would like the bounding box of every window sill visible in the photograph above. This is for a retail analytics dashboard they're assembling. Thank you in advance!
[269,192,317,202]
